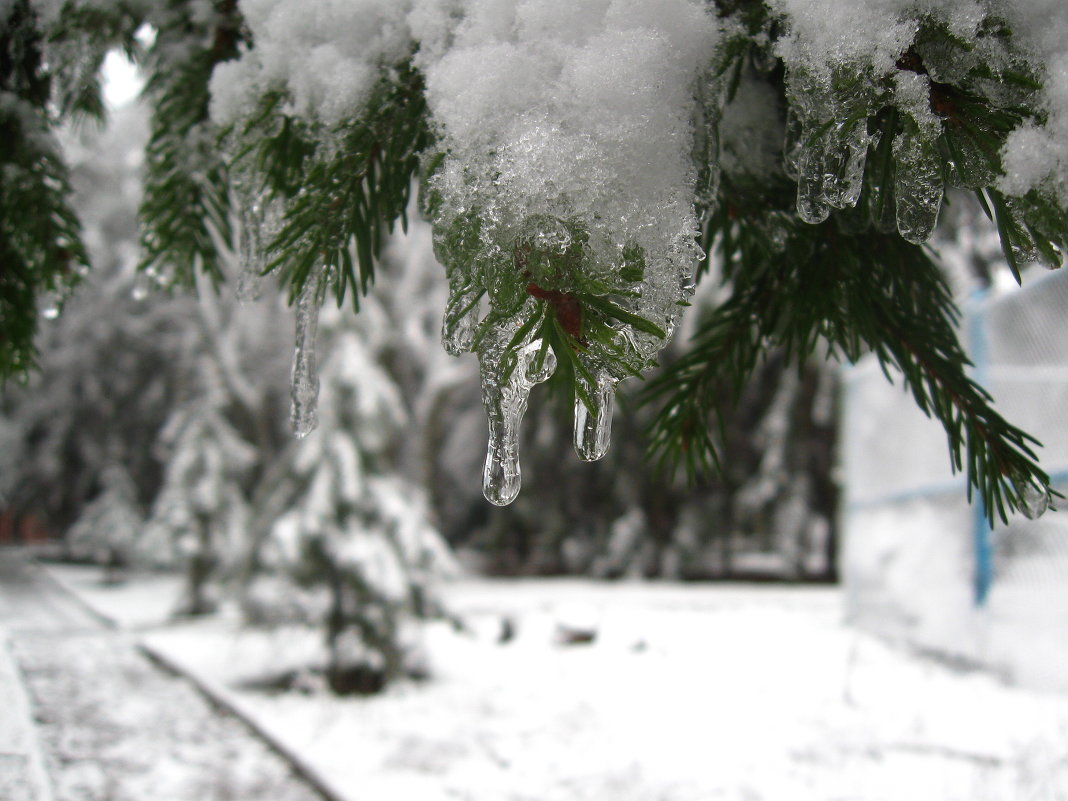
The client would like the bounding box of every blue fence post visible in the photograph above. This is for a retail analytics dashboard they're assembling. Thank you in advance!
[967,288,994,606]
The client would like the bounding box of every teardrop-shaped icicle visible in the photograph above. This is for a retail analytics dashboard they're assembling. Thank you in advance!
[893,131,943,244]
[481,370,531,507]
[1016,479,1050,520]
[574,371,615,461]
[290,276,322,438]
[796,144,832,225]
[479,336,556,505]
[821,121,869,211]
[796,121,868,223]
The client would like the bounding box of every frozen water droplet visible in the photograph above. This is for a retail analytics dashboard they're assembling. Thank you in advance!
[1016,480,1050,520]
[574,371,615,461]
[131,269,155,300]
[290,275,322,438]
[893,131,942,244]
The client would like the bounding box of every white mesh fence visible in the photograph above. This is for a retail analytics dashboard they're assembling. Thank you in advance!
[841,267,1068,692]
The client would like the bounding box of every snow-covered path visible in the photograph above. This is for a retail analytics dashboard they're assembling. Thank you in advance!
[45,567,1068,801]
[0,552,325,801]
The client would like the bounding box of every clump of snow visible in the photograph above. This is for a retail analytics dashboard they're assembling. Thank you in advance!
[999,50,1068,203]
[421,0,714,279]
[982,1,1068,203]
[770,0,917,78]
[210,0,415,127]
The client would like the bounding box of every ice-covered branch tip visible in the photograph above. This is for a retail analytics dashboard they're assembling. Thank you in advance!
[420,0,713,504]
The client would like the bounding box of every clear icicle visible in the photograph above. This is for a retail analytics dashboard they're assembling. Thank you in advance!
[481,375,530,506]
[796,135,832,224]
[236,198,266,302]
[893,131,943,244]
[573,370,616,462]
[237,193,286,304]
[796,121,869,224]
[822,121,869,210]
[290,274,322,438]
[783,108,804,181]
[480,337,556,506]
[1015,479,1050,520]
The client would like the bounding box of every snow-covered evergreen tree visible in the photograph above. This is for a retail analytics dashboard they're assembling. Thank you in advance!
[255,300,457,692]
[66,463,143,581]
[142,402,256,614]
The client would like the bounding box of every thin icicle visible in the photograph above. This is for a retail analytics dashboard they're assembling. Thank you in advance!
[480,336,555,506]
[574,370,615,462]
[290,273,322,438]
[481,375,530,506]
[236,197,265,302]
[783,107,804,181]
[237,192,285,303]
[796,136,833,224]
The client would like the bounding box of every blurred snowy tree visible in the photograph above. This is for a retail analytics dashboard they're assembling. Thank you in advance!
[0,101,192,535]
[5,0,1068,526]
[253,305,457,692]
[65,463,143,582]
[0,89,455,690]
[142,403,257,614]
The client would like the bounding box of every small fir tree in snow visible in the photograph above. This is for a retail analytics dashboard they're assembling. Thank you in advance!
[259,307,456,692]
[66,464,143,582]
[5,0,1068,522]
[142,402,256,615]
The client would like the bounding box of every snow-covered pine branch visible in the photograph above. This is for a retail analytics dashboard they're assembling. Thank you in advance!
[5,0,1068,521]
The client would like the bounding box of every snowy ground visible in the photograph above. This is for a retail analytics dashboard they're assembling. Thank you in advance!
[47,565,1068,801]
